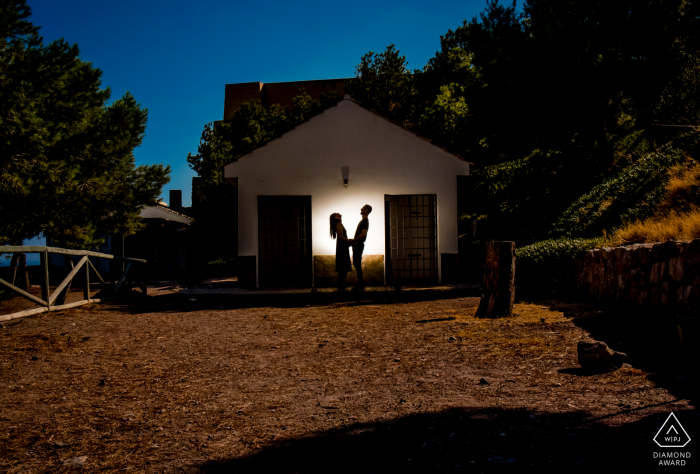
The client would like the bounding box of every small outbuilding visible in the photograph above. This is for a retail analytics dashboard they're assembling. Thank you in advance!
[224,94,471,288]
[47,190,194,279]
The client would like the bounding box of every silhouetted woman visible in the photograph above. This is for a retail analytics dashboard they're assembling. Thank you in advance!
[330,212,354,292]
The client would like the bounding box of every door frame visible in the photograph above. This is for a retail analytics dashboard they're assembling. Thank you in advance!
[384,194,438,285]
[257,195,313,287]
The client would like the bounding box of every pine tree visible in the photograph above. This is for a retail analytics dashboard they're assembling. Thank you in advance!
[0,0,170,249]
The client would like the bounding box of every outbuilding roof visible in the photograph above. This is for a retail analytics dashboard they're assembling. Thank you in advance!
[140,205,194,225]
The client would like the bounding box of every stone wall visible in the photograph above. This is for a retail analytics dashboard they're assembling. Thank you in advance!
[575,239,700,310]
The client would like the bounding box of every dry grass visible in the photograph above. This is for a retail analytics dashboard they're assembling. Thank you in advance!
[611,206,700,245]
[454,303,572,357]
[610,162,700,245]
[663,162,700,213]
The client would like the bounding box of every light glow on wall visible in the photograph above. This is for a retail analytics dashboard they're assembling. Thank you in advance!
[313,197,384,256]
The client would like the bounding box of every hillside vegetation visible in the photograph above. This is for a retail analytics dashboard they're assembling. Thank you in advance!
[611,161,700,245]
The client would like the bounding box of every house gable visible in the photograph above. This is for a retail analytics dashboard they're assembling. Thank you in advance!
[224,95,470,288]
[224,95,469,177]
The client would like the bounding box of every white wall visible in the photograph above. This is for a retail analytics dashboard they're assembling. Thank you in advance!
[224,97,470,283]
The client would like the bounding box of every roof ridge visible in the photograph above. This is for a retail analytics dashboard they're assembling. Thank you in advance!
[154,204,195,221]
[226,94,472,165]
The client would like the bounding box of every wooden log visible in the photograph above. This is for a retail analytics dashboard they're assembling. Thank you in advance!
[40,250,50,306]
[114,262,132,295]
[475,241,516,318]
[1,246,113,259]
[87,259,106,284]
[0,246,146,263]
[83,260,90,302]
[49,256,87,306]
[0,277,47,307]
[0,306,48,322]
[113,255,146,264]
[110,257,116,294]
[56,254,76,306]
[51,299,89,310]
[0,295,123,322]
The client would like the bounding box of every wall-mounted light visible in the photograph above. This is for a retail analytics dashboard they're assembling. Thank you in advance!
[341,166,350,187]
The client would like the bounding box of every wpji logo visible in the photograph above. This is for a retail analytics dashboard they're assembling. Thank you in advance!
[654,413,691,448]
[653,412,692,467]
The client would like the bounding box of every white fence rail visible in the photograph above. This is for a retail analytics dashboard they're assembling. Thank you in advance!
[0,246,146,322]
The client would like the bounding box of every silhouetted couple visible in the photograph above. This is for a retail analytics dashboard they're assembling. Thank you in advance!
[329,205,372,292]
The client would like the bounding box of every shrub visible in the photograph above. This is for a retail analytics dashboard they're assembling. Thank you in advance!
[473,150,600,243]
[516,237,605,299]
[517,237,605,265]
[0,287,11,303]
[202,256,237,278]
[549,148,693,238]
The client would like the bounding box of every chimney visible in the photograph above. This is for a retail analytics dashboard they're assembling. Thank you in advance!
[169,190,182,211]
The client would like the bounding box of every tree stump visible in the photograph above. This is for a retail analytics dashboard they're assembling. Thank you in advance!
[475,241,516,318]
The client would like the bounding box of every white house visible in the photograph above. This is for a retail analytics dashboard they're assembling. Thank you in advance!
[224,95,471,288]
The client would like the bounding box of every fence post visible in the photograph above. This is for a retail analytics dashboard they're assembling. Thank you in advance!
[40,250,50,307]
[83,259,90,302]
[141,262,148,295]
[110,258,116,295]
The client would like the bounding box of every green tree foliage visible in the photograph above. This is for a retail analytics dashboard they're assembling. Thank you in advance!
[418,83,479,157]
[0,0,170,249]
[431,0,700,164]
[343,44,418,127]
[444,1,699,244]
[462,148,596,243]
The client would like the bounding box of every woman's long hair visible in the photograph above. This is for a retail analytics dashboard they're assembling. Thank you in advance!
[329,213,340,239]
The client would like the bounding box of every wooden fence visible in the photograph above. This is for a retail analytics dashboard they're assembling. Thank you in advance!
[0,246,146,322]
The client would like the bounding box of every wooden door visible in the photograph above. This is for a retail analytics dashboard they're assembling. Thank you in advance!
[258,196,312,287]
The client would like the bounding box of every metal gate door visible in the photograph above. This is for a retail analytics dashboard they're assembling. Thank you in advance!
[385,195,438,283]
[258,196,312,287]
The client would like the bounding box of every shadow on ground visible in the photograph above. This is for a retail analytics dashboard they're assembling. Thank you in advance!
[548,302,699,406]
[196,406,697,473]
[105,287,482,314]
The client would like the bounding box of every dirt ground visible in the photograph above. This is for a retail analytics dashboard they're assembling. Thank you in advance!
[0,288,697,473]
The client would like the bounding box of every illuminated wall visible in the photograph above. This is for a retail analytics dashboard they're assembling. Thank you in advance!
[224,96,470,286]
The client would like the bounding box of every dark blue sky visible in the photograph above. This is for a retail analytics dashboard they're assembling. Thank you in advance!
[28,0,485,207]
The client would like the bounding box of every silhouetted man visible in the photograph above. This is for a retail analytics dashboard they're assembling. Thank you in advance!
[352,204,372,291]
